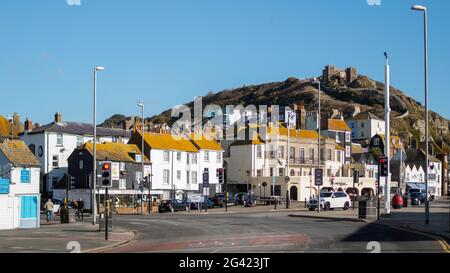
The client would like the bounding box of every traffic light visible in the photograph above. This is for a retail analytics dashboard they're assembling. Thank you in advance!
[142,176,149,188]
[218,168,224,184]
[353,170,360,185]
[101,161,113,187]
[379,156,388,177]
[69,176,76,190]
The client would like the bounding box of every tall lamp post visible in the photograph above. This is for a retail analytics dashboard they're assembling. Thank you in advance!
[313,78,321,213]
[138,101,145,214]
[92,66,105,225]
[411,4,430,225]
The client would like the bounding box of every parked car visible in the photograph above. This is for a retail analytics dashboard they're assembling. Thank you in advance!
[212,193,235,207]
[307,191,352,211]
[242,194,257,207]
[191,198,214,209]
[410,192,427,205]
[158,199,187,213]
[234,192,249,205]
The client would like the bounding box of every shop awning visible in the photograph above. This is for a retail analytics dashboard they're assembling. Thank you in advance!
[406,183,426,190]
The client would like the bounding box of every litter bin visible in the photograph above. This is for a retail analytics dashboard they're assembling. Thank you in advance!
[358,199,377,220]
[99,212,113,231]
[60,208,76,223]
[392,194,404,209]
[403,196,409,207]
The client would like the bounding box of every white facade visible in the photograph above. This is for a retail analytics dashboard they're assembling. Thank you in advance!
[151,148,224,200]
[348,118,385,140]
[0,154,40,230]
[20,130,129,193]
[405,163,442,196]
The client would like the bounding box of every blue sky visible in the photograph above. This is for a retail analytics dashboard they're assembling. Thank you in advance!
[1,0,449,125]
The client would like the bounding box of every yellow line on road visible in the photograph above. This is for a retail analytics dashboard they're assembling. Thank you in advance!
[389,225,450,253]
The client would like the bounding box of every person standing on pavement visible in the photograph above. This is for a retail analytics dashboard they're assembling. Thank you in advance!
[77,198,84,220]
[44,199,54,223]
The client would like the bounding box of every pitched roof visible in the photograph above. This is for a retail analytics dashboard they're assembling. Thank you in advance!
[0,140,40,167]
[352,143,364,154]
[25,121,131,138]
[141,132,199,152]
[405,148,441,164]
[230,135,265,146]
[350,112,383,121]
[377,134,403,149]
[190,134,224,151]
[267,126,321,140]
[322,119,351,132]
[83,142,150,163]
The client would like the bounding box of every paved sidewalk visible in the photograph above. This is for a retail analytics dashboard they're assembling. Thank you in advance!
[0,214,135,253]
[288,208,365,222]
[378,200,450,241]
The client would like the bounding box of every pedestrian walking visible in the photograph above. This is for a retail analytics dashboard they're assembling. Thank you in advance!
[78,198,84,220]
[44,199,54,223]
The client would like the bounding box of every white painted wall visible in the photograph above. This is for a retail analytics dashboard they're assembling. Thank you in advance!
[0,152,40,230]
[20,131,129,192]
[348,119,385,140]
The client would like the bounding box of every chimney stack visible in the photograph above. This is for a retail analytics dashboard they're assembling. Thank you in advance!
[13,113,20,127]
[55,112,62,123]
[24,118,33,132]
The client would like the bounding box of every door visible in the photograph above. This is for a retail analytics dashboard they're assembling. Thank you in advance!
[0,197,14,230]
[20,195,39,229]
[290,186,298,201]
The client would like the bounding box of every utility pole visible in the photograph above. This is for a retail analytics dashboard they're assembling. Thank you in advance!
[314,79,322,213]
[384,52,391,215]
[411,4,430,225]
[92,66,105,225]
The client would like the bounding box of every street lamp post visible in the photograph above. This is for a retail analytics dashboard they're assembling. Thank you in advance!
[313,78,321,213]
[92,66,104,226]
[411,4,430,225]
[138,101,145,214]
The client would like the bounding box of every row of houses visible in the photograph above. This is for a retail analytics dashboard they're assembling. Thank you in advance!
[1,105,449,230]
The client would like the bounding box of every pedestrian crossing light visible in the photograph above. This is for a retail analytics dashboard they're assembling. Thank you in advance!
[101,161,113,187]
[379,156,388,177]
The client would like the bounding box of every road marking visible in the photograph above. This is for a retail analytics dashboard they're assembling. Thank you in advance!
[389,225,450,254]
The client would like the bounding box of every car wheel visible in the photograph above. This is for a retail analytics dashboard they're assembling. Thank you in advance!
[343,202,350,210]
[324,202,330,211]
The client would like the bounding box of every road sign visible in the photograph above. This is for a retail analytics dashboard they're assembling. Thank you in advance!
[0,179,10,194]
[262,182,267,187]
[284,176,290,183]
[190,194,204,203]
[203,172,209,188]
[314,169,323,186]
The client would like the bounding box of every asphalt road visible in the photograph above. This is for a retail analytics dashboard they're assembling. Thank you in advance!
[102,211,447,253]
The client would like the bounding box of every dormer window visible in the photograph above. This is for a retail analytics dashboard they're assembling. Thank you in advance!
[135,154,142,163]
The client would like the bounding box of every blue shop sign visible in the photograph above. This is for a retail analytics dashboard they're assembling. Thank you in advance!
[21,169,30,183]
[0,179,10,194]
